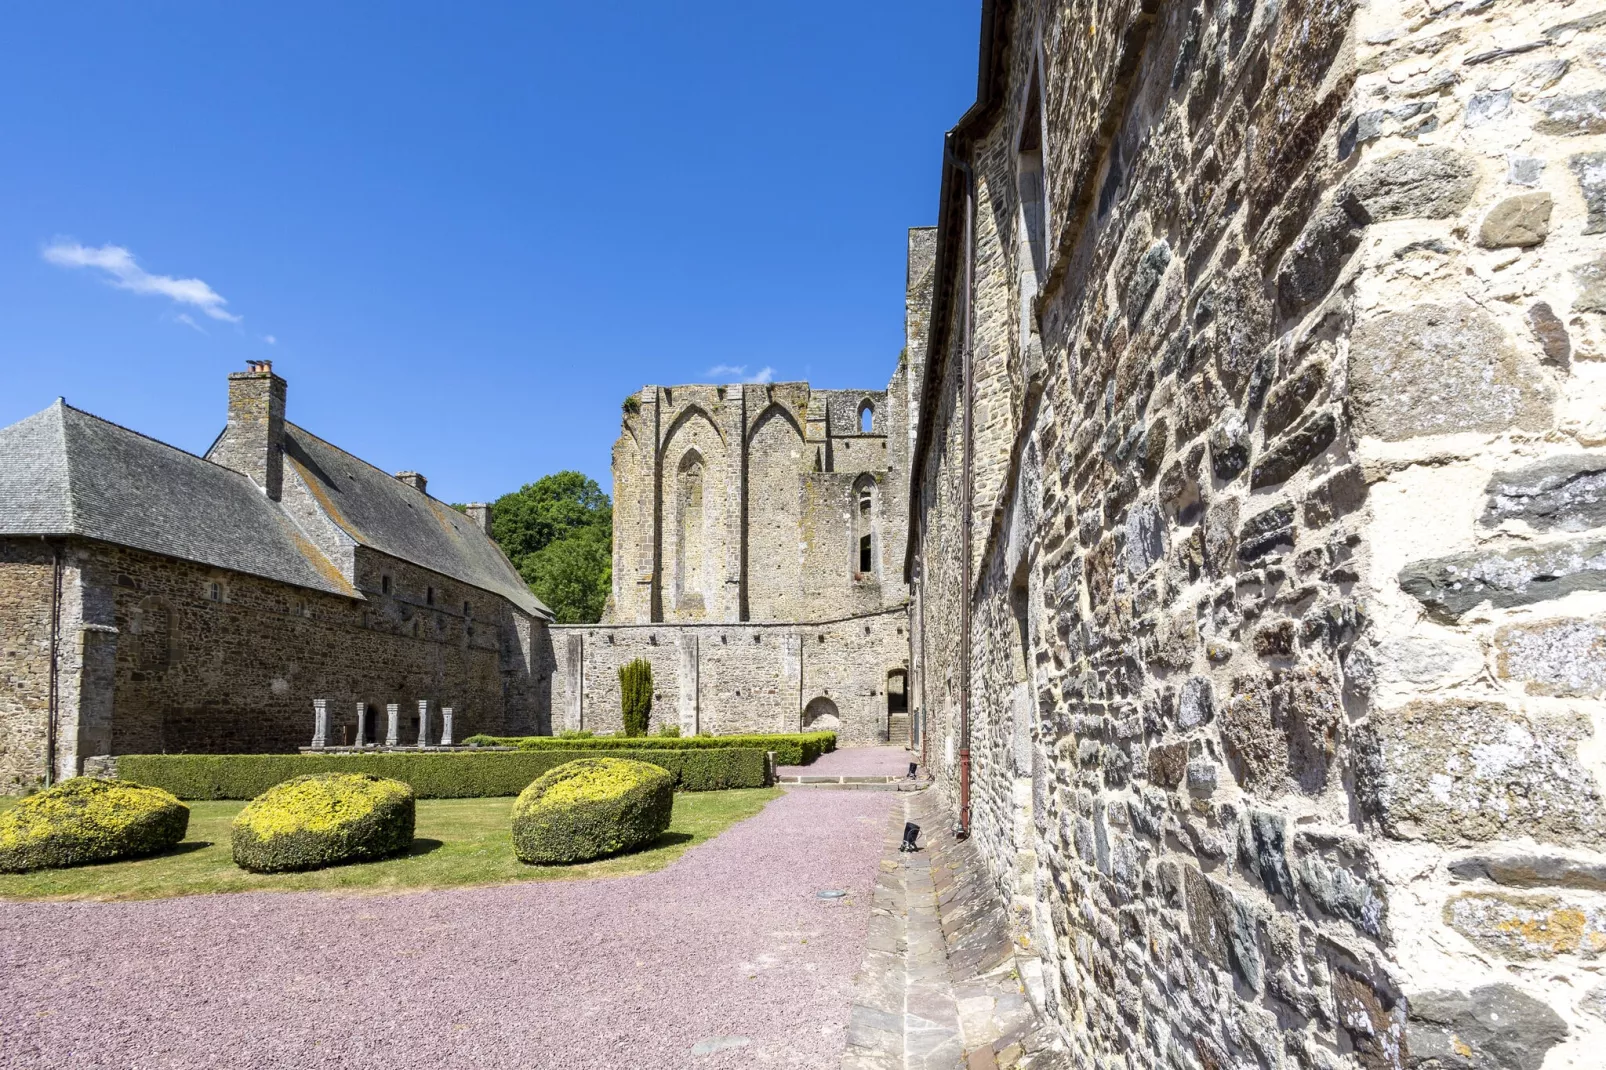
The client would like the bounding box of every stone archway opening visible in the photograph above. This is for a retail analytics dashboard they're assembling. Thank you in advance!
[802,696,840,732]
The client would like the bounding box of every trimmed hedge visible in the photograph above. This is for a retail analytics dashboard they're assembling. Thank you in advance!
[0,778,189,873]
[513,758,674,864]
[232,773,415,873]
[117,748,768,800]
[474,731,836,766]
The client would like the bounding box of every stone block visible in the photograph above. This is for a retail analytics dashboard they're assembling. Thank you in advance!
[1178,675,1214,729]
[1362,699,1606,845]
[1251,409,1338,489]
[1147,743,1188,788]
[1182,866,1261,990]
[1406,984,1566,1070]
[1534,89,1606,136]
[1294,829,1386,938]
[1237,810,1295,902]
[1350,302,1552,440]
[1302,464,1367,528]
[1525,302,1571,368]
[1209,411,1250,481]
[1475,192,1552,249]
[1494,616,1606,697]
[1261,358,1329,439]
[1567,152,1606,235]
[1398,537,1606,620]
[1238,503,1294,562]
[1445,886,1606,951]
[1574,255,1606,313]
[1447,849,1606,890]
[1346,146,1478,221]
[1275,203,1363,321]
[1331,971,1406,1070]
[1482,455,1606,532]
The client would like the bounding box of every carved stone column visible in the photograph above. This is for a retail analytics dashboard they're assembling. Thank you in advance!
[356,703,369,747]
[385,703,400,747]
[441,707,454,746]
[311,699,329,749]
[417,699,431,748]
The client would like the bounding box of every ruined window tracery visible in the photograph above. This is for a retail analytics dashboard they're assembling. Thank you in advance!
[858,400,874,434]
[674,449,708,612]
[854,475,878,579]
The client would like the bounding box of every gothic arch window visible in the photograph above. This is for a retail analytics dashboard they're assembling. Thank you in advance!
[854,475,879,578]
[858,399,874,434]
[675,449,708,610]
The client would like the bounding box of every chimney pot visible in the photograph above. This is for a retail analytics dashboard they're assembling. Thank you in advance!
[395,471,428,494]
[465,502,493,537]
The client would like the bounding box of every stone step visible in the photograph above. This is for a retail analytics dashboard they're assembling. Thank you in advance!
[887,712,911,747]
[777,775,930,792]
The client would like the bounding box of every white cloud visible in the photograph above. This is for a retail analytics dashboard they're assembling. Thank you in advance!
[262,334,277,345]
[705,363,776,384]
[42,240,242,323]
[174,313,206,334]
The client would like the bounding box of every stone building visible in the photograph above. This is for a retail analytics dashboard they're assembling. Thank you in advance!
[0,362,551,789]
[909,1,1606,1067]
[548,232,938,744]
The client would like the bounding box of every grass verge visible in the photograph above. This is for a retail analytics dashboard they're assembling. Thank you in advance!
[0,788,780,901]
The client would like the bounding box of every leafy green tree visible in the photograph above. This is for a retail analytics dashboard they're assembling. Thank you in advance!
[519,524,611,623]
[461,472,613,624]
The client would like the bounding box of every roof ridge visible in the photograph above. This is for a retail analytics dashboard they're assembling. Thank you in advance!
[50,400,76,532]
[59,401,262,483]
[286,422,444,505]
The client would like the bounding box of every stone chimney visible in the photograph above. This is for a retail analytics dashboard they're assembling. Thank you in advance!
[465,502,493,537]
[395,471,428,494]
[212,360,287,499]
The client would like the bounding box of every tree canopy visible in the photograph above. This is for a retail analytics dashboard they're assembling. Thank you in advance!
[465,472,612,624]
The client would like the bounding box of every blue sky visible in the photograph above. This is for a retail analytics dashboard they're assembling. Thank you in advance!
[0,2,978,503]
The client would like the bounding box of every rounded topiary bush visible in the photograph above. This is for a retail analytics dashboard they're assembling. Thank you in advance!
[232,773,415,873]
[512,757,674,864]
[0,777,189,873]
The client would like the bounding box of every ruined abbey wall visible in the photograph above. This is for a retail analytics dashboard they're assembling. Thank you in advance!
[911,0,1606,1067]
[548,609,909,746]
[607,370,916,625]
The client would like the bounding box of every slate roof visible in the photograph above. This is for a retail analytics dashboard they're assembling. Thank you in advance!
[0,401,550,618]
[282,425,548,617]
[0,401,354,597]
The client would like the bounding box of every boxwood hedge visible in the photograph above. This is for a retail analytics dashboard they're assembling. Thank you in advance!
[117,747,767,800]
[469,731,836,766]
[232,773,415,873]
[512,758,674,864]
[0,778,189,873]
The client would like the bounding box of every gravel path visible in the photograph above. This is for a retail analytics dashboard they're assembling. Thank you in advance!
[0,789,898,1070]
[779,745,916,778]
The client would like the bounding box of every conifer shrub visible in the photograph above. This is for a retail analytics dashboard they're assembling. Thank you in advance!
[619,658,653,737]
[512,757,674,864]
[231,773,415,873]
[0,778,189,873]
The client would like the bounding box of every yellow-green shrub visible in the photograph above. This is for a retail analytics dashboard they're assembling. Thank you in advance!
[0,778,189,873]
[512,757,673,864]
[232,773,415,873]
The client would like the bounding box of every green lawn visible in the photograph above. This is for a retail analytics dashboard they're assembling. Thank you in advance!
[0,788,780,902]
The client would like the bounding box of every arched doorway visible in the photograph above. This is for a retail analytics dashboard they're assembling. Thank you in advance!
[886,670,909,747]
[802,696,840,732]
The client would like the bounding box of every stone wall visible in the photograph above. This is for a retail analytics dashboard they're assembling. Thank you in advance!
[0,535,548,785]
[911,0,1606,1067]
[548,608,909,746]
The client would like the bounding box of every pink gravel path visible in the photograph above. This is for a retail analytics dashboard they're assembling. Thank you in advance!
[778,744,916,778]
[0,788,898,1070]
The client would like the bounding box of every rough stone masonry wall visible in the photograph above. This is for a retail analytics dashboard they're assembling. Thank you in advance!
[914,0,1606,1068]
[548,608,908,746]
[0,536,546,784]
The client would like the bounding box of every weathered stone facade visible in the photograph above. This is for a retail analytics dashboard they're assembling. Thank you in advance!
[910,1,1606,1066]
[551,608,909,745]
[0,365,550,788]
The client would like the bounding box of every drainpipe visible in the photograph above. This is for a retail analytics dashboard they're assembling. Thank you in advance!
[45,539,64,787]
[948,138,976,840]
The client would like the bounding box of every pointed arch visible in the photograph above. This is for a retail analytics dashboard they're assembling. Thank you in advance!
[659,404,723,460]
[745,403,806,621]
[747,402,804,445]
